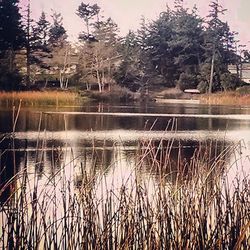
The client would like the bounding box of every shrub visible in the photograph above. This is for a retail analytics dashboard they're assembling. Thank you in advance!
[197,80,209,93]
[220,72,239,91]
[236,85,250,95]
[86,85,136,102]
[0,66,22,91]
[177,72,197,91]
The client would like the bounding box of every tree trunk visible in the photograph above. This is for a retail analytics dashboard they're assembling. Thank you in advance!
[209,45,215,94]
[86,82,90,90]
[101,67,105,92]
[26,0,31,88]
[60,47,69,89]
[8,49,15,73]
[26,46,31,87]
[96,69,102,92]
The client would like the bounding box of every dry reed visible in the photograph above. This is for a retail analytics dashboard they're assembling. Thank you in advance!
[0,134,249,249]
[199,91,250,106]
[0,91,81,107]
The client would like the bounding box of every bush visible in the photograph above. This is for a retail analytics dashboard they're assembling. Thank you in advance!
[177,73,197,91]
[220,73,239,91]
[197,80,209,94]
[0,66,22,91]
[86,85,136,102]
[236,85,250,95]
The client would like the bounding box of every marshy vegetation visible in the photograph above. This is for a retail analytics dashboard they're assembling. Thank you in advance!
[199,88,250,106]
[0,132,249,249]
[0,91,83,107]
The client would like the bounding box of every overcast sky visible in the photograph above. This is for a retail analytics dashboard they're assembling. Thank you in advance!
[20,0,250,48]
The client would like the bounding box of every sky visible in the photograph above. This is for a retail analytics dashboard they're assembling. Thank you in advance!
[20,0,250,49]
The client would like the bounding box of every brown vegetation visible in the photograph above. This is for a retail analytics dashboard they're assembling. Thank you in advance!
[0,90,83,107]
[0,136,249,249]
[199,91,250,106]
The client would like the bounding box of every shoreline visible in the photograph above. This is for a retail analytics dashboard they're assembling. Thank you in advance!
[1,89,250,107]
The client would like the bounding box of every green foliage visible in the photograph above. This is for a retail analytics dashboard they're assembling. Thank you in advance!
[0,0,244,94]
[0,65,22,91]
[171,6,204,73]
[35,12,50,48]
[197,81,209,94]
[130,5,205,89]
[115,1,240,93]
[220,72,239,91]
[0,0,25,54]
[114,31,142,91]
[139,10,176,86]
[77,2,100,41]
[236,85,250,94]
[177,72,197,91]
[77,3,100,23]
[49,12,67,47]
[0,0,24,89]
[203,1,238,93]
[76,3,120,92]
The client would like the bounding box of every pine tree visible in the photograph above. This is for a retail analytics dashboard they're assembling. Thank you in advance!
[32,11,51,68]
[114,31,142,91]
[23,0,32,86]
[76,3,121,92]
[206,0,227,93]
[49,11,67,47]
[47,12,70,89]
[35,12,50,48]
[0,0,25,71]
[0,0,25,89]
[204,0,238,92]
[138,9,176,86]
[77,2,100,41]
[171,5,204,90]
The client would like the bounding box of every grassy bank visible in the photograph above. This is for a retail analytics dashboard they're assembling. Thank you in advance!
[0,86,137,107]
[0,91,85,107]
[199,91,250,106]
[0,137,249,249]
[152,87,250,106]
[80,85,138,103]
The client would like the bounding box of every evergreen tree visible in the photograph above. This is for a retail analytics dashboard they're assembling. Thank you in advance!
[202,0,238,92]
[93,17,119,45]
[23,0,32,86]
[35,12,50,48]
[31,11,52,84]
[77,2,100,41]
[114,31,142,91]
[139,9,176,87]
[0,0,25,89]
[0,0,24,56]
[76,2,121,92]
[21,7,52,86]
[171,5,205,90]
[49,11,67,47]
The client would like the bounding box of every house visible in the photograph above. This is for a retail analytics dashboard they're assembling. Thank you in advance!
[228,63,250,84]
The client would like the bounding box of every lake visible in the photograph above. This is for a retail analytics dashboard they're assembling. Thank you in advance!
[1,102,250,192]
[0,101,250,248]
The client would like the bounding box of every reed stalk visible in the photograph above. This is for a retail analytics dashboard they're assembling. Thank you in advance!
[0,133,249,249]
[0,91,82,107]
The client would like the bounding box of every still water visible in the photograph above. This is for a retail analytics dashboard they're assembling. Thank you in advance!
[0,102,250,202]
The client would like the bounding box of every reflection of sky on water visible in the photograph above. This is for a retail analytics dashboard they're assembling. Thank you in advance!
[13,129,250,145]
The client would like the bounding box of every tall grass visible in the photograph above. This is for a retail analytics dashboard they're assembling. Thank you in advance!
[0,91,83,107]
[199,91,250,106]
[0,135,249,249]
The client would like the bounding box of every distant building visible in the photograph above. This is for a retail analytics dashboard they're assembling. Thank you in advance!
[228,63,250,84]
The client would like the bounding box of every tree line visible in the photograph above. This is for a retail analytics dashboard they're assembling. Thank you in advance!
[0,0,249,93]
